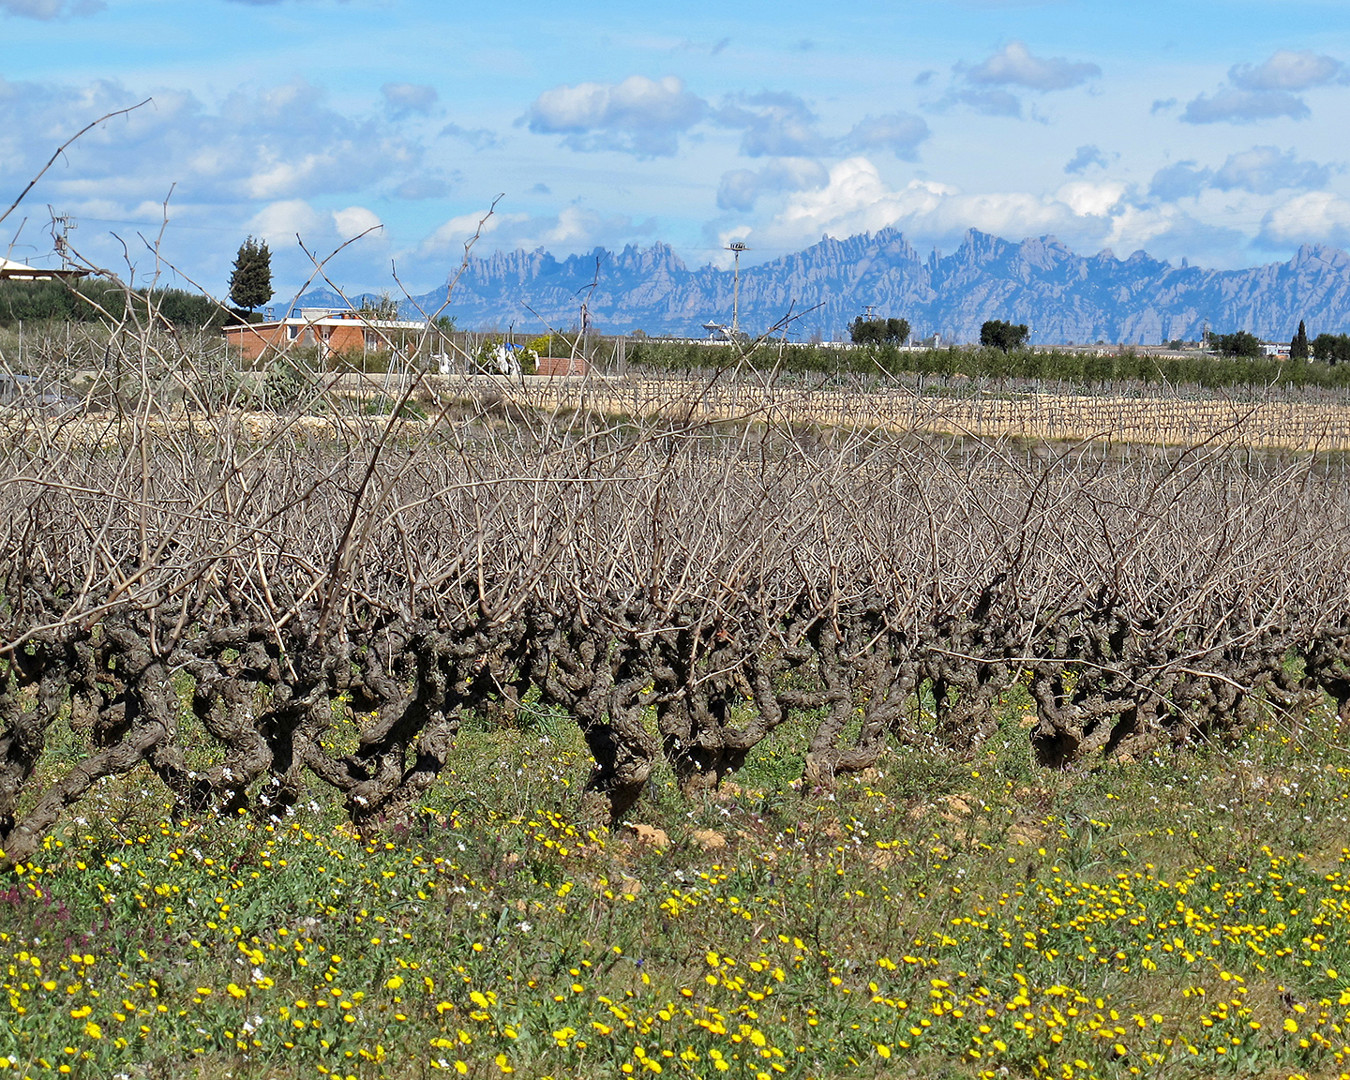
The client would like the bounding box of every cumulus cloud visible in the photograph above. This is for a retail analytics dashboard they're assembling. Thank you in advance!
[234,199,387,296]
[247,200,382,249]
[0,0,101,17]
[965,41,1101,92]
[1149,161,1209,201]
[717,159,829,212]
[0,71,419,294]
[1150,146,1332,200]
[420,205,651,259]
[523,76,927,165]
[744,156,1217,265]
[1260,191,1350,248]
[1064,145,1109,174]
[1182,87,1310,123]
[1213,146,1332,194]
[332,205,382,238]
[842,112,929,160]
[0,75,420,206]
[381,82,438,118]
[525,74,706,157]
[421,209,521,257]
[1181,49,1344,124]
[1230,50,1345,91]
[756,157,1080,250]
[714,90,830,157]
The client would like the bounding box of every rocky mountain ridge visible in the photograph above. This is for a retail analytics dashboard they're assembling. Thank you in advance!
[296,228,1350,344]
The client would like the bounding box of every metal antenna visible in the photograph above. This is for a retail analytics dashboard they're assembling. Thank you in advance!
[726,241,749,336]
[48,206,76,270]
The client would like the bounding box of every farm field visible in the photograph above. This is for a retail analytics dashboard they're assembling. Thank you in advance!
[369,374,1350,453]
[4,335,1350,1080]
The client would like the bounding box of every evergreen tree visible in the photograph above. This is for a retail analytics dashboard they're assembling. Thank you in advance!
[1213,330,1262,358]
[1290,319,1310,360]
[228,236,273,314]
[979,319,1030,351]
[849,315,910,345]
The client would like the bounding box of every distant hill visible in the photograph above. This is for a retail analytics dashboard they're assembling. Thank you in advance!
[294,228,1350,344]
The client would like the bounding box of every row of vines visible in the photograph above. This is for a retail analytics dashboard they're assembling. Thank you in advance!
[3,335,1350,864]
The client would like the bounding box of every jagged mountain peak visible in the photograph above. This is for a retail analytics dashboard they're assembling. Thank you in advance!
[295,228,1350,345]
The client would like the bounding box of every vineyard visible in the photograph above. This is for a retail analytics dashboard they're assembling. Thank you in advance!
[3,340,1350,855]
[3,325,1350,1078]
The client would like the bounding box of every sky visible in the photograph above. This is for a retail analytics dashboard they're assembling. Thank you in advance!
[3,0,1350,304]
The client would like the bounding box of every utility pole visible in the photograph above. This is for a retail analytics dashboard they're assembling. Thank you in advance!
[727,241,748,337]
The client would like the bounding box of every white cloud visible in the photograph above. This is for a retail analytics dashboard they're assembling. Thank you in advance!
[0,75,421,206]
[749,157,1178,258]
[717,159,829,212]
[714,91,830,158]
[421,209,520,257]
[1182,87,1310,123]
[1230,50,1345,92]
[1213,146,1332,194]
[842,112,929,160]
[1180,50,1344,125]
[538,205,637,247]
[1149,161,1209,201]
[332,205,382,238]
[526,75,706,157]
[421,204,653,262]
[965,41,1101,92]
[1149,146,1332,199]
[758,158,956,242]
[1260,192,1350,248]
[246,199,328,245]
[246,201,383,251]
[234,200,391,297]
[1055,180,1127,218]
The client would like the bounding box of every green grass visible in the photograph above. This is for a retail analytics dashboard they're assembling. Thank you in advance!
[2,703,1350,1080]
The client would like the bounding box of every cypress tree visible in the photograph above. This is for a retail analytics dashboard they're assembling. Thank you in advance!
[1290,319,1310,360]
[228,236,273,314]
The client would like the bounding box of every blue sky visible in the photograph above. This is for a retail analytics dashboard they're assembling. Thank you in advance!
[3,0,1350,301]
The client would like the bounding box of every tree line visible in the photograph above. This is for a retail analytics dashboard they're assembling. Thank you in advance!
[625,338,1350,390]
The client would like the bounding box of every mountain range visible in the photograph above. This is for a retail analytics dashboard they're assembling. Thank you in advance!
[295,228,1350,345]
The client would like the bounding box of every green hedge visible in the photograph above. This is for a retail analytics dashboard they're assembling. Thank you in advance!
[0,279,237,330]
